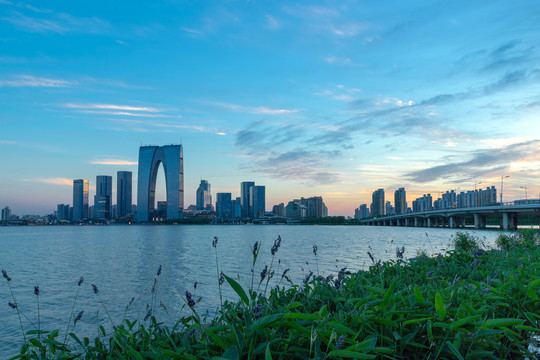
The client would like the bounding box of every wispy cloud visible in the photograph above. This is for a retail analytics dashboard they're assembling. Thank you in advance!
[89,159,137,165]
[27,178,73,186]
[0,140,17,144]
[211,102,298,115]
[325,56,353,65]
[63,103,161,112]
[0,75,73,87]
[405,140,540,183]
[2,10,110,34]
[182,27,204,36]
[265,14,280,30]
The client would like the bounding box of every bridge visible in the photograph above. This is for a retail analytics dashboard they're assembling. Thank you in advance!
[359,202,540,230]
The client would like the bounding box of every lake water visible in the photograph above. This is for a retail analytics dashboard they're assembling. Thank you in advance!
[0,224,505,357]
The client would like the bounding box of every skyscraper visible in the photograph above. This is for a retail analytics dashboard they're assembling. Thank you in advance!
[94,175,112,220]
[250,185,266,218]
[240,181,255,218]
[1,206,11,221]
[196,180,212,210]
[137,145,183,222]
[216,193,232,219]
[73,179,89,221]
[370,188,385,217]
[117,171,132,217]
[394,188,407,215]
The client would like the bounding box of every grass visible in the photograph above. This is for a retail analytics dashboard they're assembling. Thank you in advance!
[3,230,540,359]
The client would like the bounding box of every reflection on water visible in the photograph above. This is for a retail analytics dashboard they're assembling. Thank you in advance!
[0,224,504,357]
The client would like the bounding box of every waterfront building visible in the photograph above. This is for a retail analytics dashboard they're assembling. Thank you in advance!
[73,179,89,221]
[94,175,112,220]
[370,189,385,217]
[137,145,183,222]
[216,193,233,219]
[156,201,167,219]
[240,181,255,218]
[385,201,395,216]
[1,206,11,221]
[56,204,70,221]
[117,171,132,217]
[286,201,307,220]
[272,203,286,217]
[394,188,407,215]
[232,197,242,218]
[196,180,212,210]
[250,185,266,218]
[306,196,324,218]
[412,194,433,212]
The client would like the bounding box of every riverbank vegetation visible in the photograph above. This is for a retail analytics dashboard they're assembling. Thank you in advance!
[3,231,540,359]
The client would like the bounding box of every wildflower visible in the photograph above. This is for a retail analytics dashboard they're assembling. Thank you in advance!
[325,274,334,284]
[212,236,218,248]
[367,251,375,263]
[219,271,225,286]
[92,284,98,294]
[193,282,198,290]
[395,246,405,259]
[252,241,259,257]
[313,245,318,256]
[152,279,157,293]
[185,291,195,308]
[304,271,313,284]
[253,304,265,319]
[34,286,39,296]
[160,301,167,310]
[78,276,84,286]
[336,335,346,350]
[260,265,268,282]
[144,309,152,321]
[156,265,162,276]
[2,270,11,281]
[128,297,135,306]
[8,302,17,309]
[281,269,290,280]
[334,278,341,289]
[74,311,84,325]
[271,236,281,256]
[471,259,482,271]
[427,270,435,279]
[268,271,274,281]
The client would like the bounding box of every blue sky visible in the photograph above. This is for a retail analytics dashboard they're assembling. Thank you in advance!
[1,0,539,216]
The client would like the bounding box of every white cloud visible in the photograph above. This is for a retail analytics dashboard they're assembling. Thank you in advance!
[211,102,298,115]
[0,75,73,87]
[63,103,162,112]
[216,132,227,136]
[3,11,109,34]
[182,27,204,35]
[89,159,137,165]
[265,14,280,29]
[325,56,352,65]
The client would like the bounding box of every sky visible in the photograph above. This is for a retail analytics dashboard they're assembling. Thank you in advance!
[1,0,540,216]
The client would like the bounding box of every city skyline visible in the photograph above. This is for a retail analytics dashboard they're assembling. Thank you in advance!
[1,1,540,215]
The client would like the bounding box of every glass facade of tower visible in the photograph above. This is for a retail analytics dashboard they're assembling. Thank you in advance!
[216,192,232,218]
[240,181,255,218]
[73,179,89,221]
[117,171,132,217]
[196,180,212,210]
[249,185,266,218]
[94,175,112,220]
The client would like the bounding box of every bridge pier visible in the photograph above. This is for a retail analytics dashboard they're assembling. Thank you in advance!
[427,218,433,227]
[502,212,517,230]
[449,216,457,228]
[474,214,486,229]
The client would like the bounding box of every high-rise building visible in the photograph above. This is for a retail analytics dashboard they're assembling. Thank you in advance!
[306,196,324,218]
[156,201,167,218]
[137,145,183,222]
[196,180,212,210]
[1,206,11,221]
[73,179,89,221]
[272,203,286,217]
[94,175,112,220]
[117,171,132,217]
[394,188,407,215]
[216,193,233,219]
[56,204,70,221]
[241,181,255,218]
[370,189,385,217]
[250,185,266,218]
[232,197,242,218]
[412,194,433,212]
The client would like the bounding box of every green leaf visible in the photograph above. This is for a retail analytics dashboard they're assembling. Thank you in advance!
[450,315,482,329]
[265,343,273,360]
[222,345,240,360]
[327,350,376,359]
[435,292,446,321]
[446,341,464,360]
[414,286,425,303]
[328,321,356,335]
[285,302,303,310]
[223,274,250,307]
[319,305,328,317]
[283,313,320,321]
[383,280,397,307]
[481,318,525,329]
[528,279,540,288]
[403,317,432,326]
[252,314,284,330]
